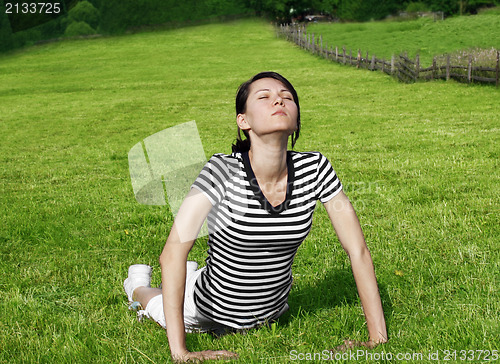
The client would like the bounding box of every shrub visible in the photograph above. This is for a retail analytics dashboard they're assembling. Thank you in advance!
[64,21,96,37]
[68,1,100,29]
[478,5,500,14]
[0,2,14,51]
[406,2,431,13]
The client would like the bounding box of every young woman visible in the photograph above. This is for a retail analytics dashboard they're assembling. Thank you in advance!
[124,72,387,362]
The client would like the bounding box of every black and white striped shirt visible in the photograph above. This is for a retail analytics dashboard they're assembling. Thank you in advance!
[191,151,342,329]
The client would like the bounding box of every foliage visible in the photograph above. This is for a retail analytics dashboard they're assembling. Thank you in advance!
[0,0,14,51]
[248,0,500,20]
[336,0,400,21]
[64,20,96,36]
[5,0,75,33]
[0,19,498,362]
[67,1,100,29]
[420,0,499,15]
[460,0,500,13]
[99,0,251,34]
[406,1,432,12]
[9,17,66,48]
[478,5,500,13]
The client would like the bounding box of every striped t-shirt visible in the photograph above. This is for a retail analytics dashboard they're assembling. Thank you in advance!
[191,150,342,329]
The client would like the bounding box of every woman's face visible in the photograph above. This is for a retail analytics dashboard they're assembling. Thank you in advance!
[237,78,298,140]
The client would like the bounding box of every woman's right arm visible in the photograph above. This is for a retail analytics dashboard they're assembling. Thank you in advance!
[159,188,238,362]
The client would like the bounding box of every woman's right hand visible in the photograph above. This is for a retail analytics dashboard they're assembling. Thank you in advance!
[173,350,239,362]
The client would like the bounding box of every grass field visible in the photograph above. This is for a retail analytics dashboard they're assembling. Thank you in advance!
[307,13,500,65]
[0,18,499,363]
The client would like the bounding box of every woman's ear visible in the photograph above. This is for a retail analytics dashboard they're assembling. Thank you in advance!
[237,113,250,131]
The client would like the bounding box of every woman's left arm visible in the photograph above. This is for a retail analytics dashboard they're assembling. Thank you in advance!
[323,191,388,346]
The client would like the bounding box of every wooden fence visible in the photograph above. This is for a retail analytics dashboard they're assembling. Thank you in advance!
[277,24,500,87]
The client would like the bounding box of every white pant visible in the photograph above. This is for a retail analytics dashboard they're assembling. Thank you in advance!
[139,262,230,333]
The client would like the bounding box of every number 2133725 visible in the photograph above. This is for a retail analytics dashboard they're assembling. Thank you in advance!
[5,3,61,14]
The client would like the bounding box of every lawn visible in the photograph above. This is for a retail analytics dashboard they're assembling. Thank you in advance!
[0,18,498,362]
[307,13,500,65]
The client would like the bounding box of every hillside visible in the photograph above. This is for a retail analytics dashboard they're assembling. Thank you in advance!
[307,13,500,65]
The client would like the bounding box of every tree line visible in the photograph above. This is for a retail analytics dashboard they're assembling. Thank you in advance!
[1,0,499,52]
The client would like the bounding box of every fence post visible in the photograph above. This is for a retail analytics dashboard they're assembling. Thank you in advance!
[335,46,338,62]
[350,49,353,65]
[320,35,323,57]
[415,54,420,81]
[343,46,346,64]
[496,50,499,87]
[382,58,385,73]
[446,54,450,81]
[366,51,369,68]
[432,57,436,80]
[391,55,395,75]
[467,54,472,84]
[357,49,361,68]
[371,55,376,71]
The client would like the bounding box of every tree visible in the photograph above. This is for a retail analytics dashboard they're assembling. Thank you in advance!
[336,0,398,21]
[67,1,99,29]
[64,20,96,36]
[0,0,14,51]
[460,0,498,14]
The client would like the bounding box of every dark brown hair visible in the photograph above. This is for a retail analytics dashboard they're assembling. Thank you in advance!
[232,72,301,153]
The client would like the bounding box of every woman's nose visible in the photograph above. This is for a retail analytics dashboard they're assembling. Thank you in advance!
[274,96,284,106]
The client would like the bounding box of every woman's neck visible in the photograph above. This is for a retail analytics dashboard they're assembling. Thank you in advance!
[247,138,288,183]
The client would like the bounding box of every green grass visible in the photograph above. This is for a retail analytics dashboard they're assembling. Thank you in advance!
[1,18,499,363]
[307,13,500,65]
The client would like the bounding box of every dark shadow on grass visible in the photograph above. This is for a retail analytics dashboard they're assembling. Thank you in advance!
[277,268,393,328]
[183,268,393,342]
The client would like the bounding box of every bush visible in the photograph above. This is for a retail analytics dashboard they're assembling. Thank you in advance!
[337,0,397,21]
[68,1,100,29]
[64,21,96,37]
[0,0,14,51]
[99,0,251,34]
[477,5,500,14]
[12,27,42,46]
[406,2,431,12]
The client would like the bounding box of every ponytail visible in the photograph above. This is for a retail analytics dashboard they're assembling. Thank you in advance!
[231,128,251,153]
